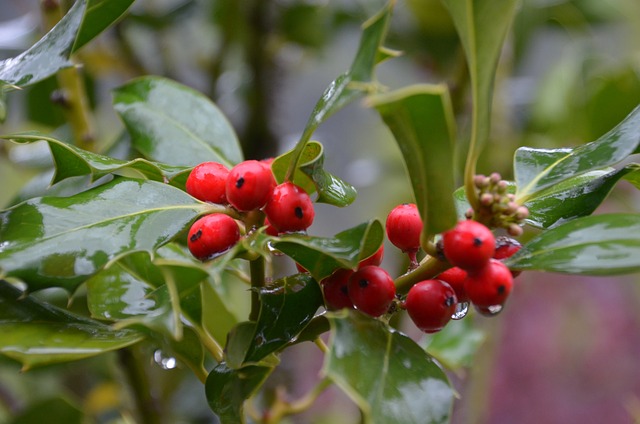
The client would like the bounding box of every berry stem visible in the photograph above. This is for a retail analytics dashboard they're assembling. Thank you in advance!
[394,255,450,293]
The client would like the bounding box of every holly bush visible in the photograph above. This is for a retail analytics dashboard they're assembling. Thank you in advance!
[1,0,640,423]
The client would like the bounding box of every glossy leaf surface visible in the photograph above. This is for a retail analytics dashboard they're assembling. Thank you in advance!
[1,134,191,188]
[324,311,453,424]
[506,213,640,275]
[244,273,324,363]
[515,105,640,200]
[369,84,457,238]
[73,0,135,52]
[205,363,273,424]
[0,0,86,88]
[440,0,518,159]
[273,220,384,282]
[0,280,144,369]
[0,177,209,292]
[113,76,242,167]
[425,317,485,371]
[272,141,357,206]
[524,167,634,228]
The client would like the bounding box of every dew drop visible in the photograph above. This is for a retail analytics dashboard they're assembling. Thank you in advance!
[475,304,503,317]
[153,349,177,370]
[451,302,469,320]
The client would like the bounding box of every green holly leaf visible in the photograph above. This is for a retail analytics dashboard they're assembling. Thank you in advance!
[0,177,211,292]
[515,105,640,201]
[0,133,191,188]
[205,363,273,424]
[113,76,243,167]
[273,220,384,282]
[73,0,135,52]
[244,273,324,363]
[0,0,86,88]
[0,280,144,370]
[9,397,83,424]
[283,1,395,179]
[440,0,519,165]
[324,311,453,424]
[505,213,640,275]
[369,84,457,239]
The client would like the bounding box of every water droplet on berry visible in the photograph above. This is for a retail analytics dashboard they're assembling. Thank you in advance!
[153,349,177,370]
[451,302,469,320]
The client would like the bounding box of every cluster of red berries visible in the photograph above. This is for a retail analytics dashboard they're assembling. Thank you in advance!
[185,160,315,260]
[317,202,523,334]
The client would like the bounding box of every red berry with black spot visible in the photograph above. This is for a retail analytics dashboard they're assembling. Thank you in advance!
[385,203,423,253]
[186,162,229,204]
[322,268,355,310]
[187,214,240,261]
[405,279,457,333]
[494,236,523,277]
[264,182,314,232]
[464,259,513,308]
[226,160,276,211]
[436,267,468,302]
[442,220,495,271]
[359,245,384,268]
[347,266,396,317]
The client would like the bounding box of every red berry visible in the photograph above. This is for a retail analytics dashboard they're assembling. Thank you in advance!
[494,236,522,277]
[226,160,276,211]
[347,266,396,317]
[264,182,315,232]
[463,259,513,308]
[442,220,495,271]
[385,203,423,252]
[436,267,468,302]
[186,162,229,204]
[405,279,457,333]
[187,214,240,260]
[359,245,384,268]
[322,268,355,310]
[263,217,280,236]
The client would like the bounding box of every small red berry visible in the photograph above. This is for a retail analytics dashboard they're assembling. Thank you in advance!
[347,266,396,317]
[436,267,468,302]
[442,220,495,271]
[464,259,513,308]
[264,182,315,232]
[187,214,240,260]
[405,279,457,333]
[186,162,229,204]
[359,245,384,268]
[385,203,423,253]
[226,160,276,211]
[322,268,355,310]
[263,217,280,236]
[494,236,522,277]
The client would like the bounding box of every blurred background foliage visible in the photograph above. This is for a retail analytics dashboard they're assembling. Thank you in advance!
[1,0,640,423]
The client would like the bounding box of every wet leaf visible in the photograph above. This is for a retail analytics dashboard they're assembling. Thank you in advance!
[205,363,273,424]
[244,273,324,363]
[0,133,191,188]
[505,213,640,275]
[73,0,135,52]
[515,105,640,201]
[324,311,453,424]
[425,317,485,371]
[0,0,86,88]
[273,220,384,282]
[440,0,518,161]
[0,177,210,292]
[0,280,144,369]
[113,76,242,167]
[369,84,457,239]
[524,167,634,228]
[283,1,394,179]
